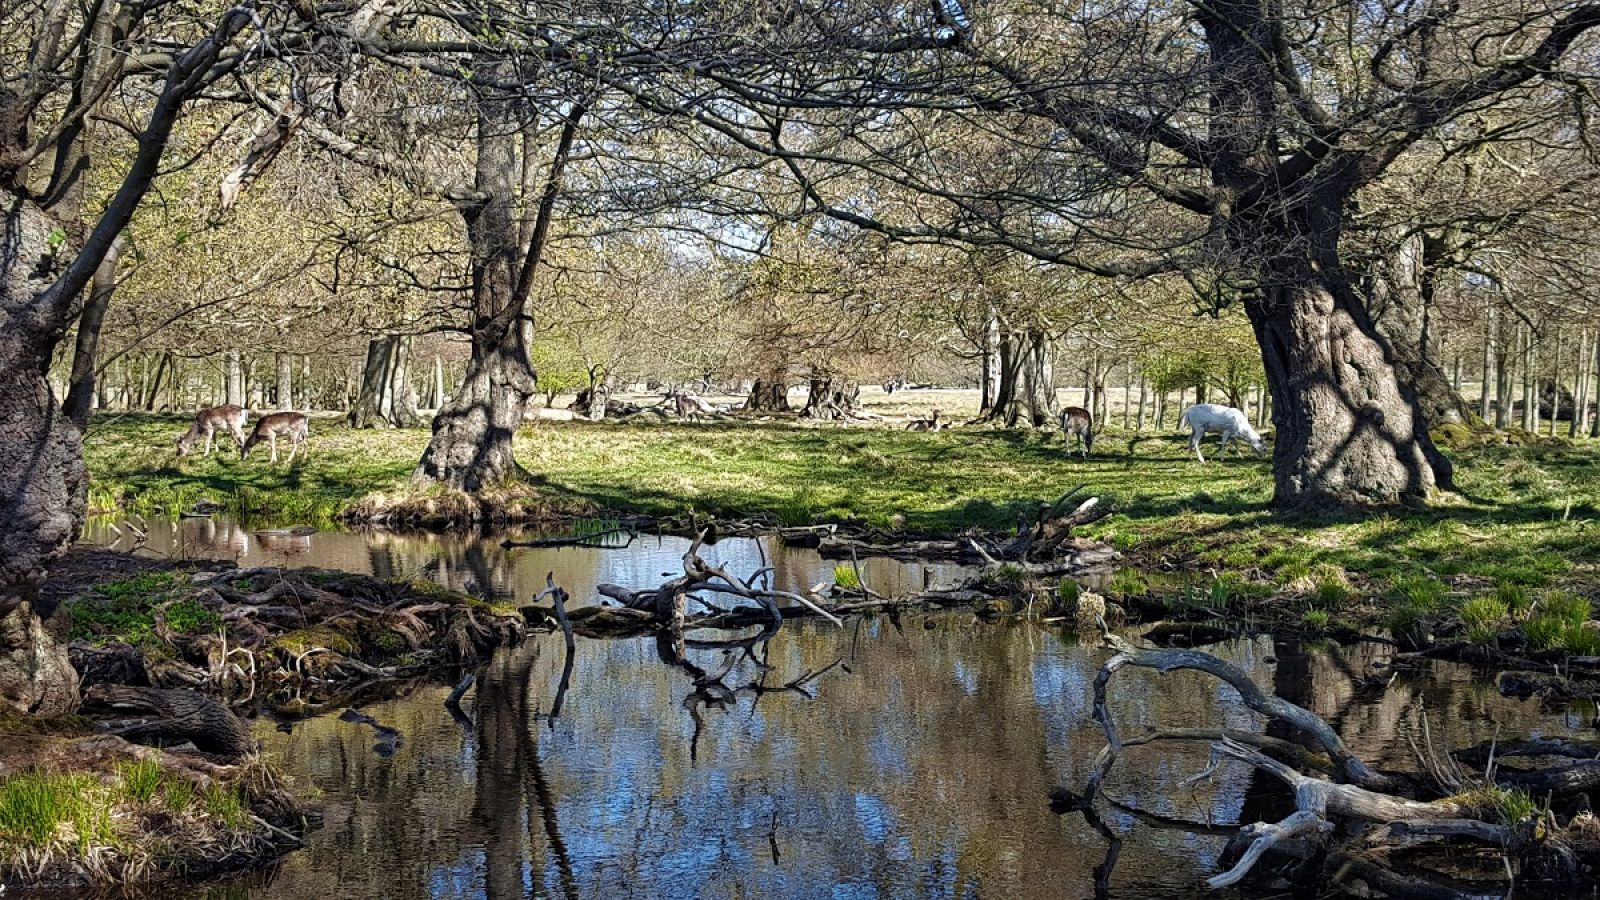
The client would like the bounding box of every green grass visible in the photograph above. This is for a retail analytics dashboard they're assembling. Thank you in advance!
[0,772,116,854]
[1522,590,1598,654]
[82,414,1600,612]
[116,759,163,805]
[1459,597,1509,645]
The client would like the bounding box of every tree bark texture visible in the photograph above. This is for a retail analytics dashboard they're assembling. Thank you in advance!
[985,327,1057,427]
[1366,231,1472,427]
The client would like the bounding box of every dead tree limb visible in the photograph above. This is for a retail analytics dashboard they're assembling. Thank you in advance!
[1086,636,1396,799]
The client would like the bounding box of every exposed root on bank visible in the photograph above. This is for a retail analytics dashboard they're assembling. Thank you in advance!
[1068,637,1600,896]
[67,566,525,716]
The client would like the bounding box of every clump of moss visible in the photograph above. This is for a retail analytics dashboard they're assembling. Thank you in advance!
[832,564,861,590]
[271,625,357,657]
[67,572,219,648]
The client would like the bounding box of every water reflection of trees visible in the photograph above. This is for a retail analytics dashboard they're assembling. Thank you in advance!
[243,623,1593,900]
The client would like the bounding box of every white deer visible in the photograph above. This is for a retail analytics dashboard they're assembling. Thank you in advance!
[1179,403,1266,462]
[176,405,248,457]
[241,412,310,464]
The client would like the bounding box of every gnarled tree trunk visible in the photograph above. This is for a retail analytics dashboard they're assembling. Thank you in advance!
[1247,261,1449,507]
[802,374,859,420]
[0,194,84,715]
[983,326,1057,427]
[413,70,580,491]
[1367,231,1475,430]
[746,374,790,411]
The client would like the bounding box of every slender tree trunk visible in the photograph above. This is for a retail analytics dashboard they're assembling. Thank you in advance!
[348,336,397,428]
[62,237,124,424]
[1136,374,1148,431]
[1480,306,1494,422]
[388,335,423,427]
[978,311,1001,416]
[1549,328,1562,437]
[1522,325,1537,433]
[224,350,244,407]
[1495,320,1512,430]
[1574,330,1590,439]
[433,354,447,409]
[275,352,293,410]
[143,352,170,411]
[1591,334,1600,439]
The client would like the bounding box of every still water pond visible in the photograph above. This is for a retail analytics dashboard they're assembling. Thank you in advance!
[85,520,1594,899]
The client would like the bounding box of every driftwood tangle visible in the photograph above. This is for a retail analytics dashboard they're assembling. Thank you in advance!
[1075,634,1600,895]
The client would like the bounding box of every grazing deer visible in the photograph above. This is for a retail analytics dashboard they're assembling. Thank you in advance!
[670,391,716,422]
[176,405,248,457]
[241,412,309,464]
[906,408,945,431]
[1059,406,1095,457]
[1179,403,1266,462]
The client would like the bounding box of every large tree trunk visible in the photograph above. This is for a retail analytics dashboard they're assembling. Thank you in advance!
[387,335,423,427]
[1247,263,1447,507]
[802,374,859,420]
[1367,232,1475,429]
[0,193,83,716]
[746,374,790,411]
[413,64,578,491]
[984,326,1057,427]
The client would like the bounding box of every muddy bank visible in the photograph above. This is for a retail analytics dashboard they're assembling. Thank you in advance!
[0,716,306,893]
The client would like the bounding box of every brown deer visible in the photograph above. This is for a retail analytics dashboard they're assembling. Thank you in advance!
[906,408,945,431]
[1059,406,1094,457]
[241,412,309,464]
[176,405,248,457]
[670,391,717,421]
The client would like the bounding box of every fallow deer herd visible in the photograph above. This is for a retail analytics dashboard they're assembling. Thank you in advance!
[175,405,309,464]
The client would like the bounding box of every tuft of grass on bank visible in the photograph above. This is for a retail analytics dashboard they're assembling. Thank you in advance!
[0,752,275,888]
[83,412,1600,608]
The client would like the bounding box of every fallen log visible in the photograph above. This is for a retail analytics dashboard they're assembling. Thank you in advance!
[83,684,256,759]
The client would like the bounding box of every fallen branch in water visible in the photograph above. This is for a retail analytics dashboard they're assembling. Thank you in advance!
[1068,638,1600,895]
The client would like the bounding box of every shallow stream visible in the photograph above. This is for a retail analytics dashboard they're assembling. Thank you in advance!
[81,519,1595,899]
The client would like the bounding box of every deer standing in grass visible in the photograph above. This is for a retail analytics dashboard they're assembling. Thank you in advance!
[1059,406,1095,457]
[176,405,248,457]
[241,412,309,463]
[1179,403,1266,462]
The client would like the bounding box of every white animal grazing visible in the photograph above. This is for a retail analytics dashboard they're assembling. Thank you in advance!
[1179,403,1266,462]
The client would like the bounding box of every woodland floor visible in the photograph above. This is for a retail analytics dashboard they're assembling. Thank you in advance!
[83,390,1600,611]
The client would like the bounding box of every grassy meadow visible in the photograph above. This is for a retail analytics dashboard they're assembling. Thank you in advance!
[81,394,1600,608]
